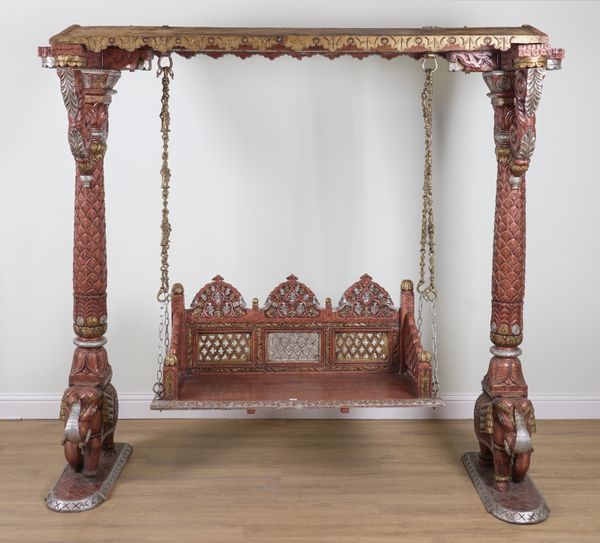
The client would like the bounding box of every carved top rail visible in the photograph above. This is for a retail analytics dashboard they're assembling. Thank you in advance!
[38,25,564,72]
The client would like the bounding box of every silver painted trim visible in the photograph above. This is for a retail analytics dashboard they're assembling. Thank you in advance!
[79,175,93,188]
[508,176,522,189]
[490,346,522,358]
[462,452,549,524]
[73,337,107,348]
[151,397,445,410]
[45,443,132,513]
[41,56,56,68]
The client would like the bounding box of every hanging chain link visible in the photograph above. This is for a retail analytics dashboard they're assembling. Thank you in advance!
[416,54,440,396]
[153,55,175,398]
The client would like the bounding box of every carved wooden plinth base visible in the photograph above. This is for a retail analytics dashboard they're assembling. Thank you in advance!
[45,443,132,512]
[462,452,549,524]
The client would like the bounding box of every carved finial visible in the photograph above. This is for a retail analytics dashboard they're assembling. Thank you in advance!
[164,353,178,367]
[401,279,414,292]
[418,351,432,363]
[252,297,259,310]
[286,274,298,282]
[212,275,224,282]
[172,283,184,295]
[360,273,372,281]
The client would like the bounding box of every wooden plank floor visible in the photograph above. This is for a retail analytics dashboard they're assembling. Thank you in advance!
[0,419,598,542]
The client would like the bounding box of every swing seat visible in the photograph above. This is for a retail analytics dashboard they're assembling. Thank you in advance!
[150,274,443,410]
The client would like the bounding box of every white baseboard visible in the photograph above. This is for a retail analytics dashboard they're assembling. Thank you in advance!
[1,393,599,420]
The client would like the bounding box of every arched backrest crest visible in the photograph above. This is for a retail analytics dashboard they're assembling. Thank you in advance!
[190,275,247,318]
[337,274,395,317]
[264,275,320,318]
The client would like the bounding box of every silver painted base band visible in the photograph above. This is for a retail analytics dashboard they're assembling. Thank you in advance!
[490,346,522,358]
[73,336,107,348]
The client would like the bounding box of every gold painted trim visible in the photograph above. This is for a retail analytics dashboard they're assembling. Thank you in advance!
[490,332,523,347]
[49,25,549,55]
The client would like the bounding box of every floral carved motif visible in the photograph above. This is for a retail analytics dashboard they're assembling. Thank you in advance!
[191,275,248,318]
[264,275,320,318]
[337,274,395,318]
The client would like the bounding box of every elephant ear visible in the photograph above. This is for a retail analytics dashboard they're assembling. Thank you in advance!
[519,399,537,434]
[59,391,69,422]
[80,392,102,420]
[102,387,116,425]
[478,401,494,434]
[80,403,99,420]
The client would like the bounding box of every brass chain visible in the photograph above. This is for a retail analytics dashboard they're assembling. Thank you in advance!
[417,55,437,304]
[417,54,439,396]
[154,55,174,398]
[157,55,174,303]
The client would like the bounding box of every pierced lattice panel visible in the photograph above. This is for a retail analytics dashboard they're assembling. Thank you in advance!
[195,332,252,364]
[335,331,389,361]
[267,332,320,362]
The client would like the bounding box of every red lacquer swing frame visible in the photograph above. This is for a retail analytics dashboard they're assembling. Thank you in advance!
[38,25,563,523]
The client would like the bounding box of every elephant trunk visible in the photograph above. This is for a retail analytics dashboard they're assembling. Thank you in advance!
[512,451,531,481]
[512,410,533,455]
[63,400,81,444]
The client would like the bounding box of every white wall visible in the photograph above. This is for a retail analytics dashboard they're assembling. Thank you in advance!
[1,0,599,418]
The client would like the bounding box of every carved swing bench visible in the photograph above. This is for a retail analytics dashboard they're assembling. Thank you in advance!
[151,273,441,410]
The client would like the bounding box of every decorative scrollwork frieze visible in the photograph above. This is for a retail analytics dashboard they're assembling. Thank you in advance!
[447,51,498,72]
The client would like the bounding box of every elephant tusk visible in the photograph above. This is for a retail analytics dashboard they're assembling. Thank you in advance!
[503,439,512,457]
[78,428,92,450]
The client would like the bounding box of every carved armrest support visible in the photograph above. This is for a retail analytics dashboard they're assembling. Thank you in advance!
[162,283,185,400]
[401,312,433,398]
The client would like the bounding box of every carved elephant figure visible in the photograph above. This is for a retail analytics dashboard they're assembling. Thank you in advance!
[474,392,536,492]
[60,384,118,477]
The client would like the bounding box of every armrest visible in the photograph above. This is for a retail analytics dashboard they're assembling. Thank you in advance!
[400,298,433,398]
[162,283,185,400]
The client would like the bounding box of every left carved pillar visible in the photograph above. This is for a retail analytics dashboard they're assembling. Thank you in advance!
[58,67,120,421]
[42,62,133,511]
[60,67,120,381]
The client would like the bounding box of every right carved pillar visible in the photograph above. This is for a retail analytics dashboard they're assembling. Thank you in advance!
[485,67,544,393]
[479,65,545,483]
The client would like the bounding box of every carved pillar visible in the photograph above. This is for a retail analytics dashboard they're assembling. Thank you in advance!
[482,66,544,401]
[57,66,121,410]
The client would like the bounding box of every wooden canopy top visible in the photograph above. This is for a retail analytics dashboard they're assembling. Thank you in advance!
[49,24,549,56]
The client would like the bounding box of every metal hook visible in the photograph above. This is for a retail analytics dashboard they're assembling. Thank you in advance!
[156,54,174,78]
[421,54,438,73]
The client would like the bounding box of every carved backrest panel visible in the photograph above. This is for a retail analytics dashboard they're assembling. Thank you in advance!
[264,275,320,318]
[190,275,247,318]
[337,274,395,318]
[177,274,413,374]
